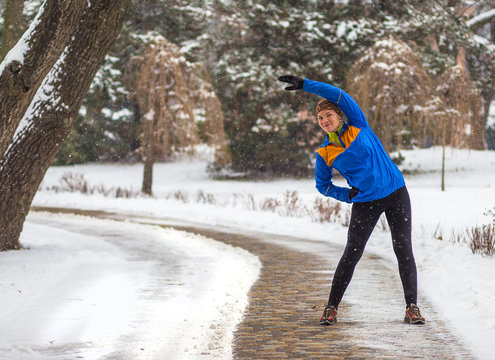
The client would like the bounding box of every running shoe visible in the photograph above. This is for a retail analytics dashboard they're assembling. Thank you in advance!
[320,305,337,325]
[404,303,425,324]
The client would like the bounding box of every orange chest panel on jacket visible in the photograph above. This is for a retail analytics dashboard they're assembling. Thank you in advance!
[317,126,361,167]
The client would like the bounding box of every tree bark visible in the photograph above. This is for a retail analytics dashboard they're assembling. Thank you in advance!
[0,0,25,61]
[0,0,87,159]
[0,0,130,251]
[142,115,154,195]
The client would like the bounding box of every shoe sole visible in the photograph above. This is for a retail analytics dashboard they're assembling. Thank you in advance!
[404,317,425,325]
[320,319,337,326]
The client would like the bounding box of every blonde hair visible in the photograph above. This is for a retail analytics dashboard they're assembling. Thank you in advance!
[316,99,342,117]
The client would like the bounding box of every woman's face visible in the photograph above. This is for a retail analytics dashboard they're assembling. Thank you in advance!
[317,109,341,133]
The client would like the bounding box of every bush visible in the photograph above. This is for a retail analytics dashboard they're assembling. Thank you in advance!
[312,197,342,223]
[45,172,140,198]
[468,224,495,256]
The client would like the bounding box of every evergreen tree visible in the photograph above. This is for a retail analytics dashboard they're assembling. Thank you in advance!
[204,0,363,176]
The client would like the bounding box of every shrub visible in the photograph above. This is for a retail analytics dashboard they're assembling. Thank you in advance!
[469,224,495,256]
[59,173,89,193]
[261,197,281,212]
[46,172,140,198]
[312,197,342,223]
[283,191,301,217]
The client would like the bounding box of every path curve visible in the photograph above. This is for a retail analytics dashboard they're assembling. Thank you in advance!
[31,206,473,359]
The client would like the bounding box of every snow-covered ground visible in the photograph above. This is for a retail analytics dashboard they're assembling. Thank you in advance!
[0,213,260,360]
[1,146,493,359]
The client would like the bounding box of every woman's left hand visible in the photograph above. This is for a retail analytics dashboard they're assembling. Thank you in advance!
[278,75,304,90]
[349,187,359,200]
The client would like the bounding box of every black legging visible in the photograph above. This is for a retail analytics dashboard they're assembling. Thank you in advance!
[328,186,417,308]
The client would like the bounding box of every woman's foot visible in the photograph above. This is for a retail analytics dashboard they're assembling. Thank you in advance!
[320,305,338,325]
[404,303,425,324]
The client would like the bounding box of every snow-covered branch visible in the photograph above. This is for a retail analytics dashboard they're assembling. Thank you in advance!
[466,8,495,30]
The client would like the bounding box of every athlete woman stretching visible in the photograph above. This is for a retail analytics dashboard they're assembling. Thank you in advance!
[278,75,425,325]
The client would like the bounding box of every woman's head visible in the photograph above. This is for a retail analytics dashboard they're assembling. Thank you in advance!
[316,99,343,133]
[316,99,342,117]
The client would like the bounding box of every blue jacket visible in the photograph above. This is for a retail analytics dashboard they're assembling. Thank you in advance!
[303,79,405,203]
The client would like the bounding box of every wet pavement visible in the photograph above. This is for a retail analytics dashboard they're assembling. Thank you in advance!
[31,207,474,359]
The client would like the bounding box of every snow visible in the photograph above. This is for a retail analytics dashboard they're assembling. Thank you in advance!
[1,146,494,359]
[488,101,495,128]
[13,45,69,140]
[466,8,495,29]
[0,0,44,75]
[1,214,260,359]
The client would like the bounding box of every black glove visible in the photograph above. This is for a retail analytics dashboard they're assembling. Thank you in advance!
[349,187,359,201]
[278,75,304,91]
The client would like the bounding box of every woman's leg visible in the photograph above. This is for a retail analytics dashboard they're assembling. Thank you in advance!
[328,200,383,308]
[384,187,417,306]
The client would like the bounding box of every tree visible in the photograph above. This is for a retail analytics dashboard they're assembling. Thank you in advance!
[0,0,130,251]
[205,0,356,176]
[435,64,484,149]
[133,36,231,194]
[346,37,445,151]
[54,0,213,165]
[0,1,85,160]
[0,0,25,61]
[43,0,495,176]
[465,4,495,142]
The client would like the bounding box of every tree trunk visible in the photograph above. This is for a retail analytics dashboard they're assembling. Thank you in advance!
[441,120,446,192]
[0,0,130,251]
[142,116,154,195]
[0,0,87,158]
[481,21,495,148]
[0,0,25,61]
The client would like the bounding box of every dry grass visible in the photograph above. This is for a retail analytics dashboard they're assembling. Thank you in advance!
[43,174,351,225]
[469,224,495,256]
[46,172,140,198]
[433,222,494,257]
[312,197,342,223]
[43,173,495,257]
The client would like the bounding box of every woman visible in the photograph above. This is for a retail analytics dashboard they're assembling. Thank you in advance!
[278,75,425,325]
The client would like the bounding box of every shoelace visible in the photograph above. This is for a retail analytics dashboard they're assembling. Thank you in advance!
[410,305,421,317]
[325,307,336,317]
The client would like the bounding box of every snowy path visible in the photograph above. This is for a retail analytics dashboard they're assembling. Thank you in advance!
[29,207,474,359]
[1,211,259,360]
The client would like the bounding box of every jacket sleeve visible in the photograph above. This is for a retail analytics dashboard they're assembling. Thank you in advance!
[303,79,368,129]
[315,153,352,203]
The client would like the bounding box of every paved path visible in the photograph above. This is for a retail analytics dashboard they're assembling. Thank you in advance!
[31,207,474,359]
